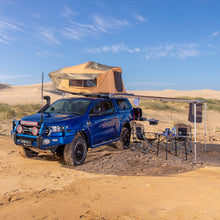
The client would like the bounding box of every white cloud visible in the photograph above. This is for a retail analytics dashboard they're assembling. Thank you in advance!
[92,14,130,33]
[87,43,141,54]
[211,31,219,37]
[133,13,147,22]
[144,43,200,59]
[101,43,128,53]
[61,6,76,18]
[62,15,131,41]
[0,74,30,79]
[0,19,22,44]
[87,42,200,59]
[35,27,61,46]
[62,21,97,41]
[128,48,141,53]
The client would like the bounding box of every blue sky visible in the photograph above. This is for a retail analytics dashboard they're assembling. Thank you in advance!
[0,0,220,91]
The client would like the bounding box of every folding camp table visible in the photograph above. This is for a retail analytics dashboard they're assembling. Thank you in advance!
[156,133,192,160]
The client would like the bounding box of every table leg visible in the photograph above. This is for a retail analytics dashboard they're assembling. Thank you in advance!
[175,140,177,156]
[166,137,168,160]
[157,135,160,156]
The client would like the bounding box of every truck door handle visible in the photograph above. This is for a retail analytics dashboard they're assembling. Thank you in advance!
[87,120,92,127]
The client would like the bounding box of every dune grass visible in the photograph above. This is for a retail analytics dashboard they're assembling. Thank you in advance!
[0,103,41,120]
[139,100,180,111]
[1,97,220,121]
[176,97,220,112]
[139,97,220,113]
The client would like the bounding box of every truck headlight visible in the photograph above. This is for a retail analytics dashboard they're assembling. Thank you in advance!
[48,126,64,133]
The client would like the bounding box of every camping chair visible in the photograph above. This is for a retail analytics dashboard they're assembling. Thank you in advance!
[174,123,192,156]
[131,123,157,154]
[175,123,192,137]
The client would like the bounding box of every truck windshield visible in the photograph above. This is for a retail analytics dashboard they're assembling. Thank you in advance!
[45,99,91,115]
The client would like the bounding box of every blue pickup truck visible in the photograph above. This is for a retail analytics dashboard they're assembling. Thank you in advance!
[11,96,134,166]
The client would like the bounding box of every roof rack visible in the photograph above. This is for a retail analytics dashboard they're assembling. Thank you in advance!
[55,88,206,103]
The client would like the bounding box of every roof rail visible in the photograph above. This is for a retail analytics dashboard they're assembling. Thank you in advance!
[56,88,206,103]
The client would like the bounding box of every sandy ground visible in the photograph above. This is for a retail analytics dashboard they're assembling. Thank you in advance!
[1,136,220,219]
[1,83,220,219]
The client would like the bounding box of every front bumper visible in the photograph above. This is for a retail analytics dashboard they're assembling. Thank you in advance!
[11,120,75,150]
[11,131,74,150]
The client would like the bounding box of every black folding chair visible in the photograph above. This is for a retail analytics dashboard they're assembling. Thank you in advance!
[131,123,157,153]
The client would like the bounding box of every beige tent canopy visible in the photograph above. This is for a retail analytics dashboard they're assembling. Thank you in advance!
[49,61,126,94]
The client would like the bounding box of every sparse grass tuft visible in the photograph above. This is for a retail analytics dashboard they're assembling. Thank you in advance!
[205,99,220,112]
[176,97,220,112]
[13,104,41,118]
[0,103,41,120]
[137,97,220,113]
[139,100,179,111]
[0,104,16,120]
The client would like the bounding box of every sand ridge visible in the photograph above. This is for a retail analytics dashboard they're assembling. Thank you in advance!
[1,83,220,104]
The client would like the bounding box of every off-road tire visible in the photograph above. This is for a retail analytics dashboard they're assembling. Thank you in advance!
[18,146,39,158]
[116,127,131,149]
[64,134,87,166]
[55,145,64,157]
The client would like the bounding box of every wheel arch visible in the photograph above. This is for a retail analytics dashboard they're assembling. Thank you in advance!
[122,121,132,132]
[78,130,90,150]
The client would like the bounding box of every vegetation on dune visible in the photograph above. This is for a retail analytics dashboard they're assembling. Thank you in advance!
[139,97,220,113]
[204,99,220,112]
[139,100,180,111]
[1,97,220,121]
[0,104,16,120]
[0,103,41,121]
[176,97,220,112]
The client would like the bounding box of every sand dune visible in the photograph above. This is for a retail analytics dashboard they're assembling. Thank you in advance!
[132,89,220,100]
[1,82,220,104]
[0,82,63,104]
[0,83,11,90]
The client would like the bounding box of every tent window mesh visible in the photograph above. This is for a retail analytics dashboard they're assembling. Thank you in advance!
[69,79,97,87]
[114,71,123,92]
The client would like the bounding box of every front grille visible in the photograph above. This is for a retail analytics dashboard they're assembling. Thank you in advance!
[45,127,50,136]
[22,125,41,136]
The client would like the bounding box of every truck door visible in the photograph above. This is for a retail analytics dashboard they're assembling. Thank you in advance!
[101,100,119,140]
[88,101,119,145]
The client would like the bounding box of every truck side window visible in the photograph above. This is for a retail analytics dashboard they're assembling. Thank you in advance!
[116,99,132,110]
[102,101,114,114]
[90,102,103,114]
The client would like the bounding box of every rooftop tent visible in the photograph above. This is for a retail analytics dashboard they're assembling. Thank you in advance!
[48,61,126,94]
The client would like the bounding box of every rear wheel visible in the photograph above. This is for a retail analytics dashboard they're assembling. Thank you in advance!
[64,134,87,166]
[116,127,131,149]
[19,146,38,158]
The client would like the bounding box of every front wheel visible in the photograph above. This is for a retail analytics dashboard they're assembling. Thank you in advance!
[116,127,131,149]
[64,135,87,166]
